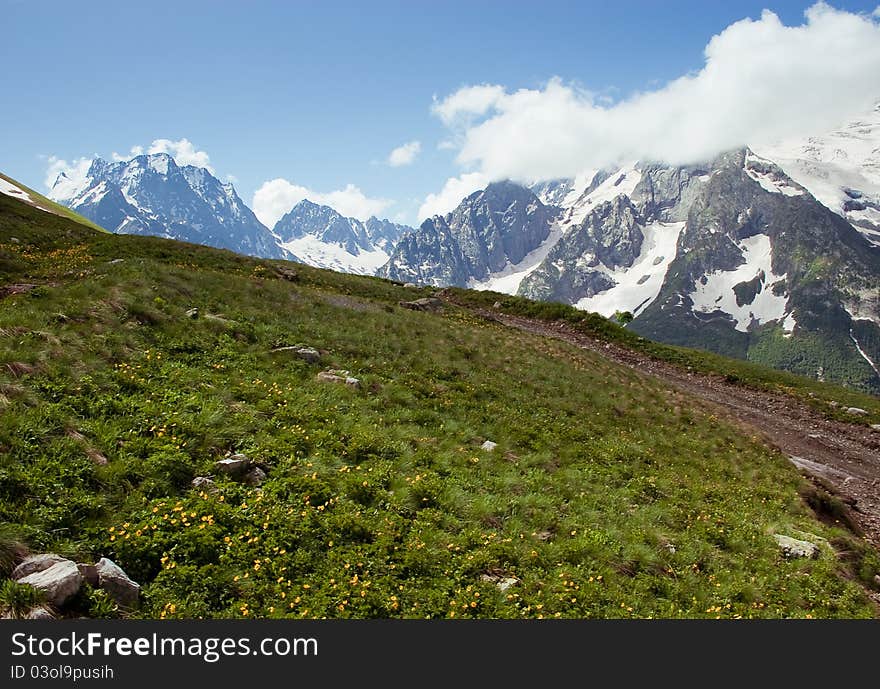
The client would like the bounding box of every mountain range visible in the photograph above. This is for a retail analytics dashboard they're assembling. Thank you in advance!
[16,102,878,392]
[46,154,410,274]
[383,104,880,393]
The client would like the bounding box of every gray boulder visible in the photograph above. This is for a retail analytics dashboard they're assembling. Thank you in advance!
[243,467,267,487]
[95,558,140,608]
[18,560,83,607]
[215,454,251,477]
[774,534,820,559]
[191,476,219,493]
[12,554,67,581]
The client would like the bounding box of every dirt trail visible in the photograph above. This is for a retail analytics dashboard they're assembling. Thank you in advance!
[478,310,880,547]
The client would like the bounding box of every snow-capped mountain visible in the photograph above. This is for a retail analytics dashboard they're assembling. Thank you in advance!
[379,181,558,286]
[753,102,880,248]
[48,154,412,273]
[49,153,285,258]
[273,200,409,275]
[383,110,880,393]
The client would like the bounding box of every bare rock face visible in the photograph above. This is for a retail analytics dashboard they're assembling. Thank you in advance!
[12,554,67,581]
[18,560,83,608]
[95,558,140,608]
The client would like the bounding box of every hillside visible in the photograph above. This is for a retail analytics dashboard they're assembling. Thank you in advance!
[0,172,106,233]
[383,108,880,396]
[1,191,878,619]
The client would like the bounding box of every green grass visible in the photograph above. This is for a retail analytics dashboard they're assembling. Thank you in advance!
[0,172,107,233]
[447,288,880,425]
[0,193,877,619]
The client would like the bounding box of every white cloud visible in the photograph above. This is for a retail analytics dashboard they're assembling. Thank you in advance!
[147,138,213,172]
[432,84,506,125]
[387,140,422,167]
[111,145,144,162]
[43,155,91,195]
[252,179,393,228]
[417,171,489,221]
[430,3,880,187]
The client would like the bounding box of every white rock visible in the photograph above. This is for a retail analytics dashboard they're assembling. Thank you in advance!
[846,407,868,416]
[774,534,820,559]
[18,560,82,607]
[481,440,498,452]
[95,557,140,608]
[12,554,67,581]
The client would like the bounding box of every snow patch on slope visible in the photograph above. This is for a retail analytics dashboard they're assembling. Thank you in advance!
[575,221,685,317]
[0,177,32,202]
[280,235,389,276]
[753,103,880,245]
[562,164,642,227]
[744,152,804,196]
[689,234,789,332]
[469,222,566,294]
[849,330,880,377]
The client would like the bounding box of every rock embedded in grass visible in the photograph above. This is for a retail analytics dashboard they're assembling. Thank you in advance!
[317,370,360,388]
[273,345,321,364]
[846,407,868,416]
[481,440,498,452]
[18,560,83,608]
[398,297,444,312]
[773,534,820,559]
[215,454,251,478]
[243,467,267,487]
[191,476,219,494]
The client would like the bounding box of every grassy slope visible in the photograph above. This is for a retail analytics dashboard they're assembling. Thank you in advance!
[448,288,880,425]
[0,193,877,619]
[0,172,107,233]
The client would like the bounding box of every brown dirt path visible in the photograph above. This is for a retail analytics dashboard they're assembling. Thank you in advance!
[475,309,880,547]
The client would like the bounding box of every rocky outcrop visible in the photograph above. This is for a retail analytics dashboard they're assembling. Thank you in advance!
[381,181,557,286]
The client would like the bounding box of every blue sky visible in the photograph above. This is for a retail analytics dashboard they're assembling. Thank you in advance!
[2,0,879,226]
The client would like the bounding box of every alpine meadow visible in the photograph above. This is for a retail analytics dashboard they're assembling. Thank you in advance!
[2,1,880,625]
